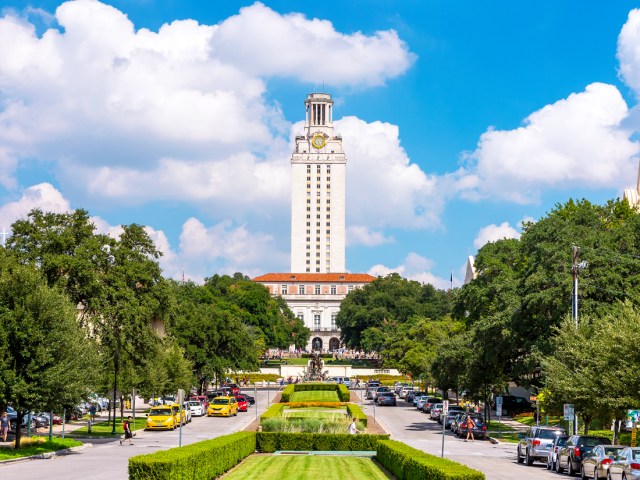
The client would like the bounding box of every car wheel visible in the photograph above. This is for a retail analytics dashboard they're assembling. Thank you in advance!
[517,447,524,464]
[581,465,587,480]
[556,458,564,474]
[568,459,575,476]
[525,449,533,466]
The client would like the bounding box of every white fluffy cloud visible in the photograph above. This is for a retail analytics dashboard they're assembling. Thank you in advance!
[368,252,453,290]
[618,9,640,96]
[0,183,70,230]
[473,221,520,249]
[0,0,414,208]
[347,225,394,246]
[461,83,639,203]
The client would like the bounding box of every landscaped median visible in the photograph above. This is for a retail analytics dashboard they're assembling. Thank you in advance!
[280,382,351,402]
[128,432,485,480]
[0,437,83,462]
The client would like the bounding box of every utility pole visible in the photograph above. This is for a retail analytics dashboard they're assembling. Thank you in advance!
[571,245,588,434]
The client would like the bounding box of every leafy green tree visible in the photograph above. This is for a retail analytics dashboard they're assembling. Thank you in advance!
[0,252,96,448]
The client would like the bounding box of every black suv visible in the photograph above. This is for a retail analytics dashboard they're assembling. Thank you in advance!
[556,435,612,476]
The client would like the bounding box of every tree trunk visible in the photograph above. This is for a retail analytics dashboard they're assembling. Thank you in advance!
[15,412,23,449]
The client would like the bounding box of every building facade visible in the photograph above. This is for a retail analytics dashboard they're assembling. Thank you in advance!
[252,273,374,352]
[624,161,640,208]
[254,92,375,351]
[291,93,346,273]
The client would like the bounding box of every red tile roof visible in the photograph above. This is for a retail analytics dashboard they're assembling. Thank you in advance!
[253,273,376,283]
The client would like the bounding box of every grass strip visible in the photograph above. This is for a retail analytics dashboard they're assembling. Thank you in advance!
[290,391,340,403]
[69,417,146,436]
[0,437,82,460]
[222,455,389,480]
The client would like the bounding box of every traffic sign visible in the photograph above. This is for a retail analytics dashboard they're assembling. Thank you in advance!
[563,404,575,421]
[442,400,449,415]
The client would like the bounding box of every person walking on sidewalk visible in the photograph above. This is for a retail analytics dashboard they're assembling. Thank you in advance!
[0,412,8,442]
[465,415,476,442]
[120,416,133,445]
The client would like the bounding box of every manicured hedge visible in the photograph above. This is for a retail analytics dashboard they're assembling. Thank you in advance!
[256,432,389,453]
[281,383,350,402]
[128,432,255,480]
[377,440,485,480]
[260,403,286,420]
[347,403,368,427]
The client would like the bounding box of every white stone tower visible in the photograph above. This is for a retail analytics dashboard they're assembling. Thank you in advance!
[291,93,346,273]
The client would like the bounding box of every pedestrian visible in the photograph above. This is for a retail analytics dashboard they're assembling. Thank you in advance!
[88,404,97,422]
[465,415,476,442]
[120,416,134,445]
[0,412,8,442]
[348,418,362,435]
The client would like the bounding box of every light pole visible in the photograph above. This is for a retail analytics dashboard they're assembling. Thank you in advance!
[571,245,588,435]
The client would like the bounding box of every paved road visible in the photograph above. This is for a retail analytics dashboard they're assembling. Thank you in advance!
[356,392,558,480]
[0,388,276,480]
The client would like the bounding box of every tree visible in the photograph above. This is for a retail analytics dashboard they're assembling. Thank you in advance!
[0,252,96,448]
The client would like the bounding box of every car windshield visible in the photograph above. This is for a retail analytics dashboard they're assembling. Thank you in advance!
[581,437,610,446]
[380,393,394,397]
[187,402,200,407]
[150,408,172,416]
[539,430,565,439]
[211,398,229,405]
[236,396,246,401]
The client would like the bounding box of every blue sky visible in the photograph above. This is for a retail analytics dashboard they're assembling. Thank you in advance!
[1,1,640,287]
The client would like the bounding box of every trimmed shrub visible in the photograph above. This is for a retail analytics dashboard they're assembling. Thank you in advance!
[281,383,350,402]
[377,439,485,480]
[346,404,367,427]
[260,403,286,421]
[128,432,255,480]
[256,432,389,453]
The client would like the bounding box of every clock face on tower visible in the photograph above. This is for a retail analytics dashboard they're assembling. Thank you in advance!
[311,134,326,149]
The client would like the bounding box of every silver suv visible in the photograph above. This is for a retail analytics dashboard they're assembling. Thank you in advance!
[517,426,567,466]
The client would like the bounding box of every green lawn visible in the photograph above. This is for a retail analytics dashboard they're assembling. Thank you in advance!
[290,391,340,403]
[284,408,348,420]
[68,417,146,437]
[0,437,82,460]
[223,455,388,480]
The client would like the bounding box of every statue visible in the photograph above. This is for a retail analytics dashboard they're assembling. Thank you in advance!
[302,352,326,381]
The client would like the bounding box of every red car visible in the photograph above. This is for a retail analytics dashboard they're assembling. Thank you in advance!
[234,395,248,412]
[189,395,209,409]
[227,384,240,395]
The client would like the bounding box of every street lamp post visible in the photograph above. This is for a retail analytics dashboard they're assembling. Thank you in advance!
[571,245,588,435]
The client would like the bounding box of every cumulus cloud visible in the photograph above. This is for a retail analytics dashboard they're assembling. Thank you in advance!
[368,252,453,289]
[347,225,394,246]
[473,221,520,249]
[618,9,640,96]
[335,117,443,229]
[0,0,414,210]
[460,83,639,203]
[0,183,70,230]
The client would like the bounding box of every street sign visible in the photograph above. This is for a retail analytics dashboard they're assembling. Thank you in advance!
[563,404,575,421]
[442,400,449,415]
[496,396,503,416]
[496,396,503,406]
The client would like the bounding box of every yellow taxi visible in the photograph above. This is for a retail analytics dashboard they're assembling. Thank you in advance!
[145,405,177,430]
[207,396,238,417]
[171,403,187,426]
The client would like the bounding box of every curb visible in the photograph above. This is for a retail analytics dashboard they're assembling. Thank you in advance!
[488,436,500,444]
[0,443,92,464]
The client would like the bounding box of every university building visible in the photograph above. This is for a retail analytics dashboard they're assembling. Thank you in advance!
[254,92,375,351]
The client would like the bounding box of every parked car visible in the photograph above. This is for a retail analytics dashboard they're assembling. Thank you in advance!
[242,393,255,405]
[545,434,569,471]
[181,404,192,423]
[189,395,209,409]
[365,382,381,399]
[185,400,205,417]
[580,444,625,479]
[517,426,567,466]
[394,382,410,394]
[341,377,352,388]
[171,404,187,426]
[430,403,443,420]
[440,406,465,427]
[451,413,466,435]
[608,446,640,480]
[406,390,426,404]
[225,384,240,395]
[234,395,249,412]
[556,435,612,476]
[416,396,430,410]
[420,397,442,414]
[372,386,390,401]
[145,405,177,430]
[377,392,397,406]
[399,387,415,399]
[457,414,487,440]
[207,396,238,417]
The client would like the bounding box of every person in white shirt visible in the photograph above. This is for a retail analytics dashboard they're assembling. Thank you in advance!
[348,418,361,435]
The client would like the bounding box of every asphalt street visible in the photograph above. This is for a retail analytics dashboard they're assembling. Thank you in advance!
[2,389,559,480]
[0,388,275,480]
[357,392,559,480]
